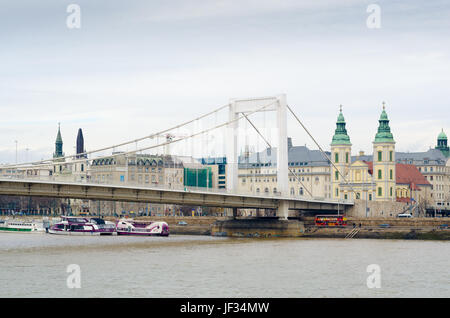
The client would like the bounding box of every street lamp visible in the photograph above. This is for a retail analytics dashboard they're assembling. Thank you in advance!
[14,140,18,164]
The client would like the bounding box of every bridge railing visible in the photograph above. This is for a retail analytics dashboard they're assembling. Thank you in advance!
[0,174,354,205]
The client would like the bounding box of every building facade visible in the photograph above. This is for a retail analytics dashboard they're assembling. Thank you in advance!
[237,138,331,199]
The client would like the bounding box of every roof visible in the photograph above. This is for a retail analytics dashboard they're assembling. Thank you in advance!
[352,149,447,165]
[396,149,447,165]
[364,161,430,187]
[365,161,373,175]
[438,129,447,140]
[238,145,330,168]
[395,163,430,187]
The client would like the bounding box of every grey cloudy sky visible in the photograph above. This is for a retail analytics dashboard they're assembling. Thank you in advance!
[0,0,449,163]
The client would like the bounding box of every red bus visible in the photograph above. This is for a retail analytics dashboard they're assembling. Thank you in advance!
[315,215,347,227]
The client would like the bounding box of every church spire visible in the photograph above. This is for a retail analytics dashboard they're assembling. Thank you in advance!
[331,105,351,145]
[374,102,394,143]
[53,123,64,158]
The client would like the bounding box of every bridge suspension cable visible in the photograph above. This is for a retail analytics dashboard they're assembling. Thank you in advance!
[6,100,278,170]
[2,103,231,168]
[242,113,314,198]
[286,104,358,196]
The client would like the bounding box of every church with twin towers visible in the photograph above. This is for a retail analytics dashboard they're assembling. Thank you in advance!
[330,102,449,208]
[331,103,397,202]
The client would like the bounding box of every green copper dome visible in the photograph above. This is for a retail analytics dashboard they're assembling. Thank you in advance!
[331,106,351,145]
[374,103,395,143]
[379,109,388,121]
[436,129,449,158]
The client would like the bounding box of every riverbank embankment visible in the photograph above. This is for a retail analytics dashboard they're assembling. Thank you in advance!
[4,215,449,239]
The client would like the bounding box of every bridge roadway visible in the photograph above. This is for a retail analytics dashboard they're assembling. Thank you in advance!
[0,178,353,215]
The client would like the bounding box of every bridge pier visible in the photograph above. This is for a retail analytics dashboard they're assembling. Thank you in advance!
[277,201,289,220]
[225,207,238,218]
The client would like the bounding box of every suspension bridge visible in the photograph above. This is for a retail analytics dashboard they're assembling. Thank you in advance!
[0,94,354,219]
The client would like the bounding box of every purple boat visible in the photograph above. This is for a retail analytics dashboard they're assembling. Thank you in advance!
[48,216,116,235]
[116,218,169,236]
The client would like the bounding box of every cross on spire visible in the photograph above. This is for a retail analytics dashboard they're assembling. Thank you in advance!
[382,101,385,110]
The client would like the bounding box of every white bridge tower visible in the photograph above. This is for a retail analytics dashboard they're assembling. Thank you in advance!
[226,94,289,219]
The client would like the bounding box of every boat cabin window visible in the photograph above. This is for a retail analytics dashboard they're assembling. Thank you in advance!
[70,225,86,231]
[67,218,88,223]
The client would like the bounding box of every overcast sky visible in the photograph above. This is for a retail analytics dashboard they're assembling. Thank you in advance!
[0,0,449,164]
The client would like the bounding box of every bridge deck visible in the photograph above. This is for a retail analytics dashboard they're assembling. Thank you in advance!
[0,178,353,210]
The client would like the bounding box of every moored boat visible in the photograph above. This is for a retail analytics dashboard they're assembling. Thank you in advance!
[116,218,169,236]
[48,216,116,235]
[0,219,44,233]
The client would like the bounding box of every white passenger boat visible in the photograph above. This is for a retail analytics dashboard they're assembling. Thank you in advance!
[48,216,116,235]
[0,219,44,233]
[116,218,169,236]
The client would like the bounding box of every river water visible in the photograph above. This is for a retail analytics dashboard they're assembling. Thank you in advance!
[0,233,448,298]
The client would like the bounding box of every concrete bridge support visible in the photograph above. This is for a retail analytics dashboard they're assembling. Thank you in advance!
[225,207,238,218]
[276,201,289,220]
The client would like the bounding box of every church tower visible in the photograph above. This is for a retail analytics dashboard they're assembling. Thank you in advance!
[331,105,352,200]
[53,123,64,159]
[435,129,449,158]
[373,103,396,201]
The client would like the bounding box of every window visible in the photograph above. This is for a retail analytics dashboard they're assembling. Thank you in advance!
[335,171,339,181]
[335,152,339,163]
[389,151,393,162]
[378,169,382,180]
[390,169,393,180]
[369,194,372,201]
[356,193,360,199]
[390,187,393,197]
[378,187,382,196]
[120,175,124,182]
[378,151,382,162]
[335,188,339,197]
[345,152,349,163]
[344,194,348,200]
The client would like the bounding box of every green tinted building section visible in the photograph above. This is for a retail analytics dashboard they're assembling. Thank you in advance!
[184,167,213,188]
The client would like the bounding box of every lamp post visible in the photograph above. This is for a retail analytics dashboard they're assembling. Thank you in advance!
[14,140,18,164]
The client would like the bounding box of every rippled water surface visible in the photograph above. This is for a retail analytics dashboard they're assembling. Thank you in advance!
[0,233,448,297]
